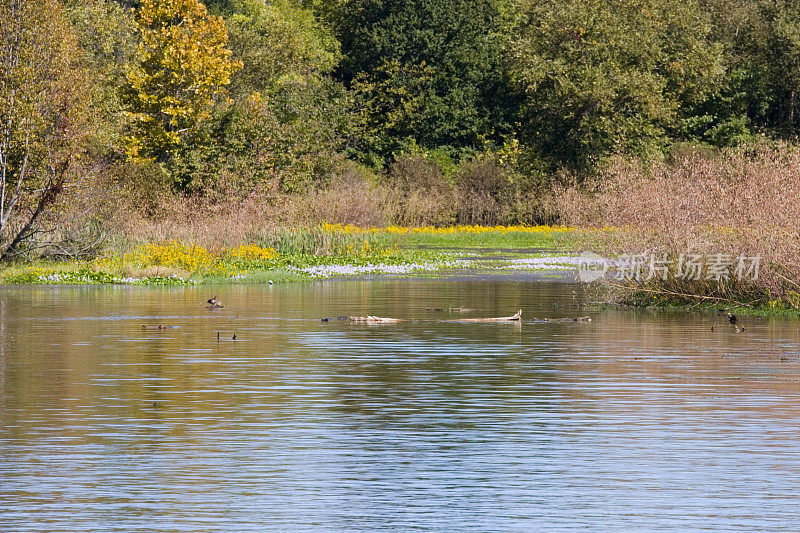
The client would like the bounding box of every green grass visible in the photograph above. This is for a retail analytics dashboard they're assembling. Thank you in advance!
[0,230,458,286]
[395,228,583,250]
[253,226,398,256]
[3,224,799,320]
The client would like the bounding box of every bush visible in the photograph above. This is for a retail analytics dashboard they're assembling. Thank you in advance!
[454,159,516,225]
[381,155,456,226]
[556,142,800,304]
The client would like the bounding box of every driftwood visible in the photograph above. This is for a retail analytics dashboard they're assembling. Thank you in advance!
[339,309,593,325]
[348,315,403,324]
[454,309,523,322]
[534,316,592,322]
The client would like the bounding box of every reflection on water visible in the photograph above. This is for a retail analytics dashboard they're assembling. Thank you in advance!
[2,281,800,531]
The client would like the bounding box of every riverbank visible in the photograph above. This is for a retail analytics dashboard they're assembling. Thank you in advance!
[0,224,588,286]
[553,145,800,316]
[3,221,798,318]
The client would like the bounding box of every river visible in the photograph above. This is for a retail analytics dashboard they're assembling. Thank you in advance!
[2,280,800,531]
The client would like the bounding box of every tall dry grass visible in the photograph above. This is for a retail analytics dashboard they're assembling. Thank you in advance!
[116,188,386,252]
[5,150,562,260]
[557,143,800,305]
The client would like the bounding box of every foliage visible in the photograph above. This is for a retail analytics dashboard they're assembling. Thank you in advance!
[555,143,800,307]
[64,0,137,153]
[253,224,396,256]
[509,0,724,172]
[225,243,277,261]
[226,0,339,96]
[168,81,348,194]
[454,158,518,225]
[0,223,586,284]
[756,0,800,136]
[140,239,217,271]
[0,0,93,256]
[381,154,457,226]
[9,0,800,264]
[166,0,349,193]
[122,0,241,162]
[705,0,800,139]
[328,0,519,165]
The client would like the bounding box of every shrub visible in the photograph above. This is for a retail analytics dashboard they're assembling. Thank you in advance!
[454,159,515,225]
[381,154,456,226]
[557,142,800,304]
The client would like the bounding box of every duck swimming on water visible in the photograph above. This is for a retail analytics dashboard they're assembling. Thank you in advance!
[207,296,223,309]
[713,310,744,332]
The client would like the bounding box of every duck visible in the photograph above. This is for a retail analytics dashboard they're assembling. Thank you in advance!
[207,296,224,309]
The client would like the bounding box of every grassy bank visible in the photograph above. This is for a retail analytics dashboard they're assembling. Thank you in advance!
[0,224,586,285]
[3,218,798,319]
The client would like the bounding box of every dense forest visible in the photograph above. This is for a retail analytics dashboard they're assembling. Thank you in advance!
[1,0,800,255]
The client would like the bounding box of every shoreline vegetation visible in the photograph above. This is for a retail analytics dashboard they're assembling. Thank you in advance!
[0,224,588,285]
[2,214,799,319]
[557,145,800,316]
[2,0,800,318]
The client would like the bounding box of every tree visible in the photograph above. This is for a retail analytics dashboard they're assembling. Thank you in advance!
[326,0,519,165]
[164,0,349,194]
[64,0,138,153]
[122,0,241,162]
[510,0,724,172]
[226,0,339,97]
[748,0,800,137]
[692,0,800,144]
[0,0,92,256]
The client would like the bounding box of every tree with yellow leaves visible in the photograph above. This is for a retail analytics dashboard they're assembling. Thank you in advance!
[122,0,241,162]
[0,0,92,256]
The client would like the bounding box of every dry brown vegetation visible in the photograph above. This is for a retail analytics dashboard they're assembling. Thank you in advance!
[15,141,800,311]
[556,143,800,307]
[15,154,555,256]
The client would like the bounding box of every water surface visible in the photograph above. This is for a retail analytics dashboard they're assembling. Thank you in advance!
[2,280,800,531]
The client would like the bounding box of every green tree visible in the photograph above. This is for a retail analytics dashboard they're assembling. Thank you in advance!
[170,0,349,194]
[226,0,339,96]
[0,0,93,255]
[64,0,137,153]
[327,0,519,165]
[510,0,724,172]
[746,0,800,137]
[122,0,241,162]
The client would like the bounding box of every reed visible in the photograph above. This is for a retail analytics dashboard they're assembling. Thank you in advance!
[250,225,396,256]
[557,143,800,308]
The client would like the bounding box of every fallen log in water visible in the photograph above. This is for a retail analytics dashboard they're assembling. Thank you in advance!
[346,309,524,324]
[141,324,174,330]
[348,315,403,324]
[454,309,523,322]
[534,316,592,322]
[339,310,592,324]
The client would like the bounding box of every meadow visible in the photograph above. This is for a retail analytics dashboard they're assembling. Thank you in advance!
[4,141,800,318]
[0,225,585,286]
